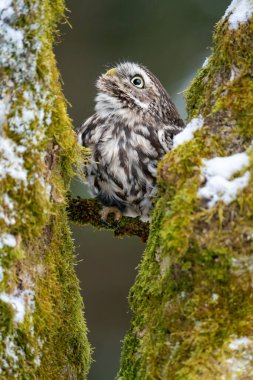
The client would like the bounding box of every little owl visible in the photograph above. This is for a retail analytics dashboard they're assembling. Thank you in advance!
[78,62,184,222]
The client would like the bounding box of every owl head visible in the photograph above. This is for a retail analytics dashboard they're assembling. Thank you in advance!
[95,62,181,125]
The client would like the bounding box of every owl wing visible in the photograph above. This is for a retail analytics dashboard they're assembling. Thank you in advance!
[77,114,106,184]
[148,96,185,152]
[77,114,103,148]
[157,120,185,152]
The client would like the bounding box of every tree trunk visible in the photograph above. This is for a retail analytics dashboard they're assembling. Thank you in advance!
[117,1,253,379]
[0,1,90,378]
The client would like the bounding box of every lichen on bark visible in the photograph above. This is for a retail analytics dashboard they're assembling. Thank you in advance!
[0,0,90,378]
[117,1,253,379]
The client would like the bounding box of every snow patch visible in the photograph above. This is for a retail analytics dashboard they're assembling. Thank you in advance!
[0,98,10,128]
[226,356,252,379]
[199,153,249,180]
[0,233,16,249]
[0,0,13,12]
[0,333,25,371]
[225,336,253,379]
[5,336,20,364]
[8,86,52,145]
[211,293,219,302]
[0,331,42,373]
[0,0,49,374]
[198,152,250,207]
[3,193,14,210]
[0,0,40,81]
[0,293,26,323]
[0,136,27,184]
[173,115,204,147]
[0,0,53,253]
[0,289,35,324]
[0,194,16,225]
[229,337,252,350]
[230,65,241,81]
[224,0,253,30]
[202,56,210,68]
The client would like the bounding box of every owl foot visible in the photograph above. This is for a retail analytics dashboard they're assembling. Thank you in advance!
[100,207,122,222]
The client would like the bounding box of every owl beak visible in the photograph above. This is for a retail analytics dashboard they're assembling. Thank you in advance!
[105,68,117,76]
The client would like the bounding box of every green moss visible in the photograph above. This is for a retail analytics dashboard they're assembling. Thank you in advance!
[0,0,91,378]
[0,302,14,336]
[67,197,150,242]
[118,14,253,380]
[35,208,90,379]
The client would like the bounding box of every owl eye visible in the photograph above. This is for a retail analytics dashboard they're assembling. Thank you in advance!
[131,75,144,89]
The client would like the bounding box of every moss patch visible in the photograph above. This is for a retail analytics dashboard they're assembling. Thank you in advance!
[0,0,91,378]
[118,12,253,380]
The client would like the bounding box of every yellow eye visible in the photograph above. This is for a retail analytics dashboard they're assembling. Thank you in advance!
[131,75,144,89]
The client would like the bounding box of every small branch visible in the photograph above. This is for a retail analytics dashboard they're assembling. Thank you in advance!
[67,196,149,242]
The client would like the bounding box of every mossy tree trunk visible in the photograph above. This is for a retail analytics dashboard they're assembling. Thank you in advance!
[118,2,253,379]
[0,0,90,379]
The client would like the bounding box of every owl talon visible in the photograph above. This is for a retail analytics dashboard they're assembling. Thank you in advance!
[100,207,122,222]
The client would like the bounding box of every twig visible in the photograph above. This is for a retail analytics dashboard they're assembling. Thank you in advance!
[67,196,149,242]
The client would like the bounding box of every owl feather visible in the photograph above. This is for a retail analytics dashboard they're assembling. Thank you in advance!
[77,62,184,222]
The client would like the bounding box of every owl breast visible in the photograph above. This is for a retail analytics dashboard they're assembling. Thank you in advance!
[83,117,167,221]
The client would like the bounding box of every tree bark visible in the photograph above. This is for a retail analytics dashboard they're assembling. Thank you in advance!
[67,197,149,242]
[0,1,90,378]
[117,1,253,379]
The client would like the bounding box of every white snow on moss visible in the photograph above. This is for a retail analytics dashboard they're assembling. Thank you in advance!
[8,86,52,146]
[0,0,12,12]
[200,152,249,179]
[0,0,39,81]
[0,331,42,375]
[0,0,49,374]
[0,333,26,373]
[0,279,38,368]
[0,194,15,225]
[202,56,210,68]
[211,293,219,302]
[198,152,250,207]
[0,293,26,323]
[0,99,10,129]
[224,336,253,379]
[225,355,253,379]
[0,233,16,249]
[0,137,27,184]
[0,285,40,374]
[230,65,241,81]
[4,336,21,364]
[224,0,253,30]
[173,115,204,147]
[0,0,52,248]
[0,289,35,324]
[229,337,252,350]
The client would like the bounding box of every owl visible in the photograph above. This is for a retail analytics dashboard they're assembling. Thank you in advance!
[77,62,184,222]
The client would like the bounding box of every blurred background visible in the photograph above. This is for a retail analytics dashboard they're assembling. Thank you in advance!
[55,0,230,378]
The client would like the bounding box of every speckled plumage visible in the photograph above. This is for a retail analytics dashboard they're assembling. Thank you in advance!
[78,62,184,221]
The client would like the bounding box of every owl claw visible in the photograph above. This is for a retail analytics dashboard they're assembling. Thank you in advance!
[100,207,122,222]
